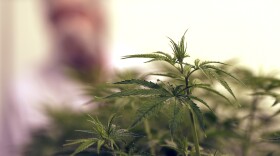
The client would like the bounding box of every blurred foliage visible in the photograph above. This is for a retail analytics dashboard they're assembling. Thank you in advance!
[23,65,280,156]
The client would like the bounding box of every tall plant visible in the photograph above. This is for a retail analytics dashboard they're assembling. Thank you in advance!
[107,31,242,155]
[65,32,240,156]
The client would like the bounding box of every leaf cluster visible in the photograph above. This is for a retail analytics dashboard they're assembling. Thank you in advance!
[109,31,242,136]
[64,114,137,156]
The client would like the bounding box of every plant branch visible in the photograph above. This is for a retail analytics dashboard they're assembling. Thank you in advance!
[242,97,259,156]
[184,70,200,156]
[189,108,201,156]
[186,68,198,81]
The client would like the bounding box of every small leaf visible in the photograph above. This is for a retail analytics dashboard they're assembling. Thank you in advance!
[97,140,105,154]
[71,139,97,156]
[203,65,244,85]
[107,113,118,134]
[189,95,214,112]
[205,69,237,100]
[183,64,192,75]
[187,83,211,89]
[64,139,95,146]
[194,59,200,68]
[75,130,95,134]
[169,38,180,55]
[168,37,188,63]
[198,66,212,81]
[173,85,185,96]
[199,61,228,66]
[180,29,188,54]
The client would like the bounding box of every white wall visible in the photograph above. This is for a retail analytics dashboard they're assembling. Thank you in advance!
[7,0,280,74]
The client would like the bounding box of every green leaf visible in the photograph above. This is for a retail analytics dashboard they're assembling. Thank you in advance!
[144,57,175,65]
[122,53,175,65]
[194,59,200,68]
[169,100,184,137]
[75,130,95,134]
[189,95,214,112]
[131,97,170,128]
[180,29,188,53]
[149,72,185,82]
[153,51,172,59]
[71,139,97,156]
[203,65,244,85]
[114,79,161,89]
[107,113,118,134]
[187,83,211,89]
[87,116,107,138]
[97,140,105,154]
[179,35,186,55]
[198,66,212,81]
[173,85,185,95]
[199,61,228,66]
[168,37,188,63]
[64,138,96,146]
[183,64,192,75]
[122,53,163,59]
[205,69,237,100]
[196,86,232,105]
[106,89,165,98]
[169,38,180,55]
[188,100,205,131]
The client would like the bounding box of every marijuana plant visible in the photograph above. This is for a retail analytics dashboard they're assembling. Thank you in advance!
[237,70,280,156]
[64,114,137,156]
[199,67,280,155]
[106,31,241,156]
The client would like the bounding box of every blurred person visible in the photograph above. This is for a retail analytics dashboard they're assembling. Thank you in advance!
[0,0,109,155]
[45,0,109,82]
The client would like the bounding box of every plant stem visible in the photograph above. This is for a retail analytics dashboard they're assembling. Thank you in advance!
[180,63,184,73]
[242,97,258,156]
[184,73,201,156]
[189,110,201,156]
[144,119,156,155]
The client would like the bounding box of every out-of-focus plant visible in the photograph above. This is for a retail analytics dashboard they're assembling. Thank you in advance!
[238,69,280,156]
[23,70,147,156]
[199,67,280,156]
[64,114,137,156]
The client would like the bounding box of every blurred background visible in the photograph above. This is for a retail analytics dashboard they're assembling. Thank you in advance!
[2,0,280,72]
[1,0,280,156]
